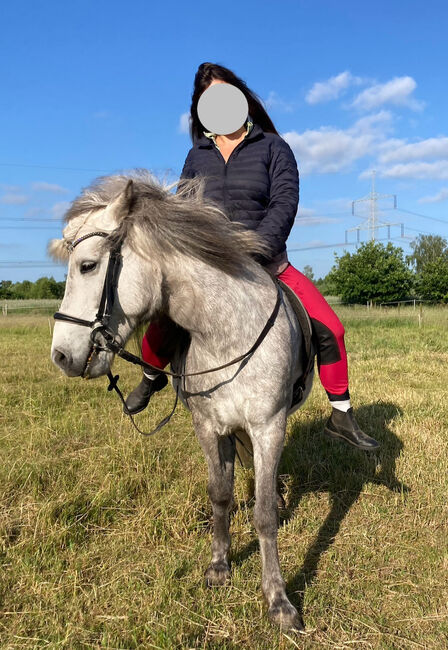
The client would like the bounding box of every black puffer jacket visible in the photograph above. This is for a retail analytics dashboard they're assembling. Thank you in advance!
[179,121,299,263]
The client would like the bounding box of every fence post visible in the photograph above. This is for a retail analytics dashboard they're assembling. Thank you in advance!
[418,303,423,328]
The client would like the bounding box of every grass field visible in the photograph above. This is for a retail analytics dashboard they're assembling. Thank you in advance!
[1,306,447,648]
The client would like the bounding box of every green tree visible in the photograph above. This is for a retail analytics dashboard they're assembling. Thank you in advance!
[416,257,448,303]
[0,281,13,299]
[29,276,63,299]
[11,280,33,299]
[0,277,66,299]
[302,264,315,282]
[327,241,414,304]
[315,273,337,296]
[407,234,448,273]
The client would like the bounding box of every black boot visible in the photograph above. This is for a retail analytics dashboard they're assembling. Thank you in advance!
[124,373,168,415]
[324,407,380,451]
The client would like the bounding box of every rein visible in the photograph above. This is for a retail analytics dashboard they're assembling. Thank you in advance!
[54,230,283,436]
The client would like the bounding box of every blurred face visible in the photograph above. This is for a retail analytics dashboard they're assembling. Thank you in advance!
[198,80,248,136]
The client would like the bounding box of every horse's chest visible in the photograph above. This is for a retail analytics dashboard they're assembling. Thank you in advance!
[184,381,249,431]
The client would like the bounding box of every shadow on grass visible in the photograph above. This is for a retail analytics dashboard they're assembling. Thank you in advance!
[230,401,407,619]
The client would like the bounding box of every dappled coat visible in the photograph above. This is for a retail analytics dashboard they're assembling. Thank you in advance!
[179,119,300,265]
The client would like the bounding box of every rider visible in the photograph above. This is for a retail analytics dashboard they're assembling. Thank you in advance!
[125,62,380,451]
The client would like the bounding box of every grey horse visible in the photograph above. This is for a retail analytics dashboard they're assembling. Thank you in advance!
[49,171,314,631]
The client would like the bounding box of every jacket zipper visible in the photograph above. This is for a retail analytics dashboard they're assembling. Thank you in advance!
[212,138,248,212]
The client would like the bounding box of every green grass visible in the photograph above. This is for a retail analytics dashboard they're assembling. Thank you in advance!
[1,307,447,648]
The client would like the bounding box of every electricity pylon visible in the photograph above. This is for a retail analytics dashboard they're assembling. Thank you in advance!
[345,171,403,243]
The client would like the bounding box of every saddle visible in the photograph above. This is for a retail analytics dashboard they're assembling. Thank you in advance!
[277,279,315,408]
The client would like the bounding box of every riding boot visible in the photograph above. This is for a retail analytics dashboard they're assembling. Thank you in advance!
[324,407,380,451]
[123,373,168,415]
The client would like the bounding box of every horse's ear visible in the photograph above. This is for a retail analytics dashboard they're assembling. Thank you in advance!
[109,179,134,221]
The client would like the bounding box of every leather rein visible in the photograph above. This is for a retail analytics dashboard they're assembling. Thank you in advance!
[54,230,283,436]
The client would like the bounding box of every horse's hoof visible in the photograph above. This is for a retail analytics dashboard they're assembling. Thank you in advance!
[268,599,304,631]
[204,561,231,587]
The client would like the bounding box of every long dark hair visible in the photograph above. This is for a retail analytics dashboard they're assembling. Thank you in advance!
[188,62,279,143]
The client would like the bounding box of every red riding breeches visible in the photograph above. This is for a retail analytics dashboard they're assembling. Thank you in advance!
[141,263,350,399]
[277,264,349,399]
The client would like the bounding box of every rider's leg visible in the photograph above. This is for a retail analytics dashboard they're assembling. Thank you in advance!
[124,320,170,415]
[277,263,379,450]
[141,321,171,374]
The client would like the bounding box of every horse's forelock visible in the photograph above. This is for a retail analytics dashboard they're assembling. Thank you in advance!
[47,238,69,262]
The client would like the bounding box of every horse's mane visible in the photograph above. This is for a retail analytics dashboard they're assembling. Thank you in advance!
[51,169,270,277]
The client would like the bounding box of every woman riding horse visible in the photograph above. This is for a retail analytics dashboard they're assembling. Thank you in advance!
[125,62,379,452]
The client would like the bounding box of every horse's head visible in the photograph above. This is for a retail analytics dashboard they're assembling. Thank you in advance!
[49,179,162,378]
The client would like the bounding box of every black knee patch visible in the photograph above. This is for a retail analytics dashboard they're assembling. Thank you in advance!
[311,318,342,365]
[156,316,190,359]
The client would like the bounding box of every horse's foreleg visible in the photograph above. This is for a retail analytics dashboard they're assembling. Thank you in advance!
[251,414,304,631]
[194,417,235,586]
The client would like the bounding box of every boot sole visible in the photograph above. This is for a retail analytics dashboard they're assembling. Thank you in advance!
[324,427,380,451]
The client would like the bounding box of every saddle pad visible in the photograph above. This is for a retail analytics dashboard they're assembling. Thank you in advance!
[277,279,314,381]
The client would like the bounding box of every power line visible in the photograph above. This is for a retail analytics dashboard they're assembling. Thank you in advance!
[0,226,60,230]
[0,162,112,173]
[0,217,62,222]
[288,233,412,252]
[405,226,444,237]
[0,260,65,267]
[393,207,448,226]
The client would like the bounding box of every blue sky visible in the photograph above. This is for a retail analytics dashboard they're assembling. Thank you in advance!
[1,0,448,282]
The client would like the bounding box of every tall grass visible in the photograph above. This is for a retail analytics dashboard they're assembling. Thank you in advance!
[0,307,447,648]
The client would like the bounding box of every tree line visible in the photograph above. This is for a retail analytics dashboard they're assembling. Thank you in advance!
[1,234,447,304]
[0,277,66,300]
[303,234,448,304]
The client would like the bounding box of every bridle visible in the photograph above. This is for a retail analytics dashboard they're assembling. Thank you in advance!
[54,230,124,376]
[53,229,283,436]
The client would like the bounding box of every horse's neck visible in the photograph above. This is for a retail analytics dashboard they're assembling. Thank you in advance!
[162,255,275,349]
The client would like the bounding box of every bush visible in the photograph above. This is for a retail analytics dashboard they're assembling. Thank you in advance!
[416,258,448,303]
[327,241,414,304]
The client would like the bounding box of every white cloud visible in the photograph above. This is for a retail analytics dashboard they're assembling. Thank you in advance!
[419,187,448,203]
[264,91,294,112]
[295,206,341,226]
[351,76,424,111]
[373,161,448,180]
[306,71,362,105]
[178,112,191,135]
[0,184,21,192]
[51,201,71,219]
[288,239,329,250]
[0,193,28,205]
[32,182,69,194]
[283,111,392,174]
[378,136,448,164]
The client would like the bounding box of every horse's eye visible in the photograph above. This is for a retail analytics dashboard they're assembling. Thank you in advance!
[80,261,97,274]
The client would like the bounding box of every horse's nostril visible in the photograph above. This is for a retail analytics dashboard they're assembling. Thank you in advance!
[52,348,72,370]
